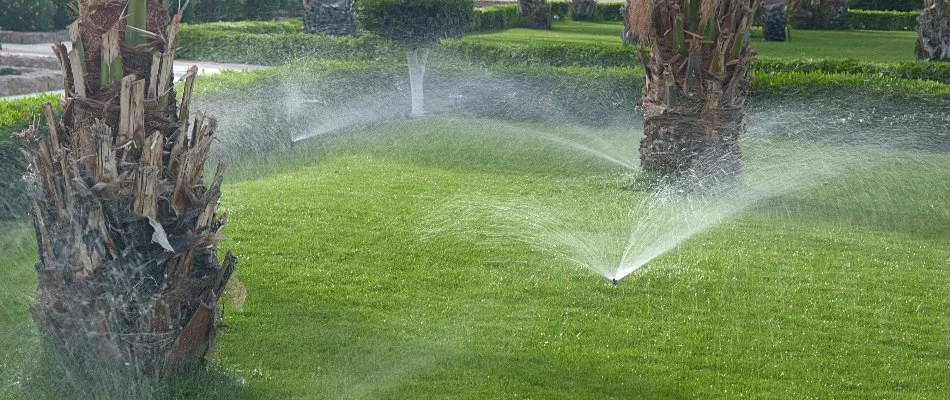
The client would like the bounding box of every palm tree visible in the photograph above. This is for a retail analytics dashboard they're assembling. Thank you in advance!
[762,0,787,41]
[570,0,598,19]
[789,0,847,29]
[16,0,235,375]
[917,0,949,61]
[518,0,553,29]
[626,0,760,181]
[303,0,357,36]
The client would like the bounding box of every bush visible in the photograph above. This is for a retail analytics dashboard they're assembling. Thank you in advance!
[848,0,922,11]
[847,9,919,30]
[0,0,59,32]
[172,0,247,23]
[469,4,521,31]
[590,2,625,21]
[181,20,303,35]
[177,26,400,65]
[357,0,473,48]
[753,58,950,84]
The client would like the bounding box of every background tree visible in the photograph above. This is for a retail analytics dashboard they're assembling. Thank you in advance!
[518,0,553,29]
[570,0,598,19]
[789,0,847,29]
[916,0,949,61]
[303,0,358,36]
[626,0,760,182]
[762,0,787,41]
[357,0,473,116]
[16,0,235,375]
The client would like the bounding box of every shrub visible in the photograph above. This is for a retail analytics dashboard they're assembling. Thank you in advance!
[848,9,919,30]
[0,0,59,32]
[172,0,247,23]
[357,0,474,48]
[848,0,922,11]
[590,2,625,21]
[181,20,303,35]
[469,4,521,31]
[177,26,400,65]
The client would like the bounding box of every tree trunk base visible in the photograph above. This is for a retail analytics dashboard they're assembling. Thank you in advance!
[916,0,950,61]
[303,0,357,36]
[762,5,787,42]
[518,0,553,29]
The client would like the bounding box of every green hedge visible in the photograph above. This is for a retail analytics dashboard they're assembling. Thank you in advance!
[180,20,304,35]
[848,0,921,11]
[467,2,624,31]
[443,40,950,84]
[177,26,400,65]
[848,9,919,30]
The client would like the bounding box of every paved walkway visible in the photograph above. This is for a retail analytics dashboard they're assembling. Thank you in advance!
[1,42,267,101]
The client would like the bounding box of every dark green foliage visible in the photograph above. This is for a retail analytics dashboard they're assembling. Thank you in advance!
[753,58,950,84]
[469,4,522,31]
[356,0,474,48]
[847,9,919,30]
[849,0,922,11]
[467,2,622,32]
[172,0,248,23]
[177,24,400,64]
[244,0,277,20]
[0,0,59,32]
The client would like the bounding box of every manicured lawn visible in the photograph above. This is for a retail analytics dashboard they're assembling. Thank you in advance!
[2,117,946,399]
[465,21,919,63]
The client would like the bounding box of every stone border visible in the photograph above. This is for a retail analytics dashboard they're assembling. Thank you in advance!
[0,30,69,45]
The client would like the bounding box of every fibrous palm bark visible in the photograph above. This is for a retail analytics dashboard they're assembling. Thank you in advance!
[917,0,950,61]
[789,0,847,29]
[15,0,235,375]
[303,0,357,36]
[762,0,787,41]
[518,0,553,29]
[571,0,598,19]
[627,0,759,182]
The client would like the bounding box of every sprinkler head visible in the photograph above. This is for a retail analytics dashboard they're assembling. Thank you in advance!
[611,278,618,286]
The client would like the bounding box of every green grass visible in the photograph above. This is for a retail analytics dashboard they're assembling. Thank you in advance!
[2,118,947,399]
[464,21,919,63]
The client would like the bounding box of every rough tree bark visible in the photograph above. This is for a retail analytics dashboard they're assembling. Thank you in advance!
[517,0,553,29]
[790,0,847,29]
[917,0,950,61]
[15,0,236,375]
[627,0,759,184]
[762,0,787,41]
[571,0,598,19]
[303,0,357,36]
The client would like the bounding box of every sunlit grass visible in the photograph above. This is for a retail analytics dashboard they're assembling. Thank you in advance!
[464,21,919,63]
[0,118,947,399]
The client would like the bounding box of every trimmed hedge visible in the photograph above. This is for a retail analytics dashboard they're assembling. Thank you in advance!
[0,0,59,32]
[848,9,919,30]
[177,25,400,65]
[848,0,922,11]
[442,40,950,84]
[467,2,624,31]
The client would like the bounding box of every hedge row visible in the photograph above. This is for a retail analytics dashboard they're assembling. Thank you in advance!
[177,25,400,65]
[848,0,921,11]
[848,9,920,31]
[469,2,624,31]
[442,40,950,84]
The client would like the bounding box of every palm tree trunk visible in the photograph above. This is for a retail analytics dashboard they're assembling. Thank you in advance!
[917,0,950,61]
[628,0,758,183]
[16,0,235,375]
[762,0,787,41]
[303,0,357,36]
[517,0,553,29]
[571,0,598,19]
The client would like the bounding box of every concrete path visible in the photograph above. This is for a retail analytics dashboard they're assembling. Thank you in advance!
[1,42,267,101]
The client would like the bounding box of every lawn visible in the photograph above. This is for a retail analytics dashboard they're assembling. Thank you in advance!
[2,117,947,399]
[464,21,920,63]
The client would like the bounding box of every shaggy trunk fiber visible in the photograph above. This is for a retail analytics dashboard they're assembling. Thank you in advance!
[762,0,787,41]
[303,0,357,36]
[407,48,428,117]
[628,0,758,182]
[790,0,847,29]
[16,0,235,375]
[517,0,553,29]
[917,0,950,61]
[571,0,598,19]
